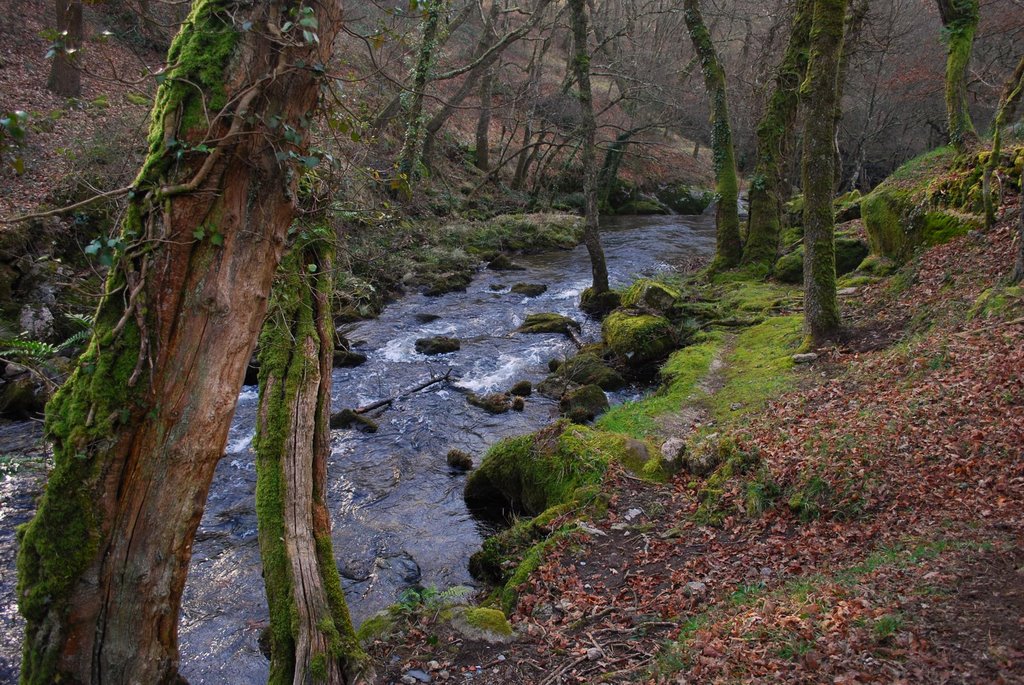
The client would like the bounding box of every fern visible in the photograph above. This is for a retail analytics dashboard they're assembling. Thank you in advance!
[0,337,59,360]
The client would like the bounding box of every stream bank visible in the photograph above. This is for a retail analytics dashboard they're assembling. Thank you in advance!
[0,212,716,684]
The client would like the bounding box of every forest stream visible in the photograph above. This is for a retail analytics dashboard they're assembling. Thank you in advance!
[0,212,716,684]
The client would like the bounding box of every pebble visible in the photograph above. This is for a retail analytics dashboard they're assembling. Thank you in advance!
[405,669,431,683]
[427,660,441,671]
[623,507,644,521]
[586,647,605,661]
[792,352,819,364]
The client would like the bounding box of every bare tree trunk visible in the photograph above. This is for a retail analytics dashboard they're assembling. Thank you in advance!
[683,0,742,270]
[984,54,1024,228]
[568,0,611,308]
[936,0,979,150]
[1014,181,1024,283]
[742,0,812,271]
[48,0,82,97]
[16,1,344,682]
[257,233,370,685]
[475,65,495,171]
[834,0,869,189]
[802,0,847,344]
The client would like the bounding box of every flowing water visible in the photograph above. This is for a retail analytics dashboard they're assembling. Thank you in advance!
[0,213,715,684]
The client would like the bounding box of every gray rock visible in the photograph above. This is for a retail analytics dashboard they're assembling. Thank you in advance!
[405,669,431,683]
[684,581,707,597]
[18,305,54,340]
[792,352,818,364]
[586,647,604,661]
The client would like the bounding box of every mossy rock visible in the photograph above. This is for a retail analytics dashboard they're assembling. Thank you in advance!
[450,607,514,644]
[447,449,474,470]
[329,409,379,433]
[772,237,869,284]
[487,253,524,271]
[620,279,680,313]
[415,336,461,355]
[773,250,803,284]
[856,254,897,276]
[424,270,474,296]
[602,311,675,367]
[332,349,367,368]
[0,374,47,419]
[510,283,547,297]
[579,287,621,317]
[834,189,862,222]
[615,198,669,215]
[467,392,512,414]
[518,312,581,335]
[784,194,805,226]
[464,421,663,517]
[655,183,713,214]
[559,384,609,423]
[509,380,533,397]
[355,611,397,644]
[541,352,625,393]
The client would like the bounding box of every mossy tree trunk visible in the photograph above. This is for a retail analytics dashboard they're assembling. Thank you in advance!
[683,0,742,270]
[48,0,82,97]
[742,0,812,271]
[983,54,1024,228]
[801,0,847,344]
[936,0,979,150]
[397,0,446,184]
[569,0,610,294]
[256,230,369,685]
[15,1,343,682]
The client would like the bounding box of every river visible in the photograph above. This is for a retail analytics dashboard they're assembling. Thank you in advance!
[0,212,716,684]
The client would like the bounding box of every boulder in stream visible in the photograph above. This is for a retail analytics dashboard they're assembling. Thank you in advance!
[509,380,532,397]
[510,283,547,297]
[467,392,511,414]
[447,449,474,470]
[602,311,675,367]
[579,287,621,317]
[517,312,580,336]
[329,409,379,433]
[559,384,609,423]
[487,253,524,271]
[415,336,461,355]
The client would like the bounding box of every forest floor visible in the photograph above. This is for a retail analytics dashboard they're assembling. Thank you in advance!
[365,207,1024,683]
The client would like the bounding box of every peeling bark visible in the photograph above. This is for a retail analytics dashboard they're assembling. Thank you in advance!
[16,1,344,682]
[256,233,369,685]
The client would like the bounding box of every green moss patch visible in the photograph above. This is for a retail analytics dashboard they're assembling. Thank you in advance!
[518,312,581,336]
[464,421,662,517]
[602,311,676,367]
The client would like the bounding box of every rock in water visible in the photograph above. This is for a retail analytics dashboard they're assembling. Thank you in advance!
[509,380,532,396]
[517,312,581,335]
[467,392,512,414]
[415,336,461,355]
[447,449,473,470]
[559,384,609,423]
[487,253,524,271]
[510,282,547,297]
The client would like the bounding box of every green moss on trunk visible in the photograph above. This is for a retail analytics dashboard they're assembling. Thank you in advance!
[937,0,979,150]
[743,0,813,269]
[256,227,367,684]
[800,0,847,343]
[683,0,742,270]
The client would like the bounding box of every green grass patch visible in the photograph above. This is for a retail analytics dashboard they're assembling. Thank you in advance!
[597,334,722,438]
[706,315,803,422]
